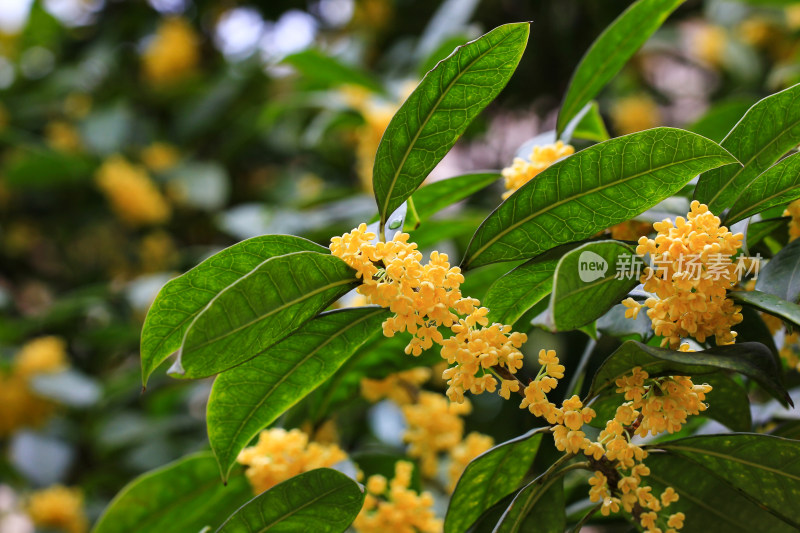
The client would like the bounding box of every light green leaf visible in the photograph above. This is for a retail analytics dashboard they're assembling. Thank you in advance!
[493,471,565,533]
[570,101,610,142]
[462,128,737,268]
[207,307,389,480]
[587,340,790,406]
[646,434,800,532]
[405,172,500,229]
[555,0,684,137]
[756,238,800,304]
[374,23,529,224]
[444,429,545,533]
[695,83,800,213]
[482,246,576,326]
[726,153,800,224]
[215,469,364,533]
[283,49,383,93]
[141,236,327,385]
[173,252,358,379]
[550,241,643,331]
[93,453,251,533]
[730,289,800,329]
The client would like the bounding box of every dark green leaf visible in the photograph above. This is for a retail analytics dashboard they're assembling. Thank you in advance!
[687,98,756,143]
[173,252,358,379]
[698,374,752,432]
[207,307,389,480]
[730,289,800,329]
[444,429,545,533]
[140,236,327,385]
[695,83,800,213]
[93,453,251,533]
[374,23,529,223]
[726,153,800,224]
[283,49,384,93]
[216,469,364,533]
[555,0,684,137]
[746,217,790,249]
[587,340,789,406]
[406,172,500,228]
[550,241,643,331]
[646,434,800,532]
[4,147,94,189]
[462,128,737,268]
[493,471,565,533]
[756,238,800,304]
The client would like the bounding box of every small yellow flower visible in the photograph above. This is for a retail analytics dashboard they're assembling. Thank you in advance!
[95,155,171,226]
[501,141,574,198]
[141,142,180,172]
[142,17,200,85]
[610,95,661,136]
[26,485,88,533]
[447,431,494,491]
[45,121,82,153]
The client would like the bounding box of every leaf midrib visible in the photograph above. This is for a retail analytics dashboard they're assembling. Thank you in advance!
[661,444,800,481]
[379,28,518,220]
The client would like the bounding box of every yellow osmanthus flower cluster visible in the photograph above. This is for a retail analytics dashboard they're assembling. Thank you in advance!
[361,367,431,405]
[608,219,652,242]
[141,142,180,172]
[785,199,800,242]
[330,224,530,404]
[25,485,88,533]
[237,428,347,494]
[610,95,662,136]
[354,461,441,533]
[95,155,171,226]
[141,17,199,85]
[623,201,744,349]
[0,336,69,436]
[501,141,574,199]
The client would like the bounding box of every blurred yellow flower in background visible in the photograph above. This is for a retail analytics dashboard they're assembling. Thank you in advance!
[691,24,727,67]
[26,485,88,533]
[45,121,82,153]
[14,336,68,378]
[610,95,661,136]
[785,199,800,241]
[141,142,180,172]
[95,155,171,226]
[63,93,92,120]
[141,17,199,85]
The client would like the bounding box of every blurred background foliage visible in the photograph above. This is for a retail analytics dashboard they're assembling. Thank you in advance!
[0,0,799,531]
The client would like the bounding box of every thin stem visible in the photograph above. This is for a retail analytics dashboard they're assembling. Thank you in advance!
[407,197,421,230]
[556,461,591,476]
[491,364,528,397]
[572,502,603,533]
[567,337,596,398]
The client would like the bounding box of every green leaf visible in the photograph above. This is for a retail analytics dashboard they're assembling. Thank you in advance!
[444,429,545,533]
[687,98,757,143]
[173,252,358,379]
[555,0,684,137]
[482,246,576,326]
[207,307,389,480]
[93,453,251,533]
[462,128,737,268]
[140,236,328,385]
[493,471,565,533]
[730,289,800,329]
[215,469,364,533]
[374,23,529,224]
[570,101,610,142]
[406,172,500,228]
[756,237,800,304]
[283,49,384,93]
[550,241,643,331]
[587,340,790,406]
[746,217,789,249]
[726,153,800,224]
[695,83,800,213]
[698,374,752,432]
[646,434,800,532]
[4,147,95,189]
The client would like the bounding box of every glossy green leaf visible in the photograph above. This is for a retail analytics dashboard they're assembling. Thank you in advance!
[482,245,579,326]
[697,373,752,432]
[173,252,358,379]
[140,235,327,385]
[726,153,800,224]
[462,128,737,268]
[283,49,383,93]
[374,23,529,223]
[756,238,800,304]
[570,101,610,142]
[444,429,545,533]
[587,340,789,406]
[730,289,800,329]
[646,434,800,532]
[93,453,251,533]
[493,471,565,533]
[687,98,755,143]
[216,469,364,533]
[695,83,800,213]
[555,0,684,137]
[208,307,389,480]
[405,172,500,228]
[746,217,789,249]
[550,241,643,331]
